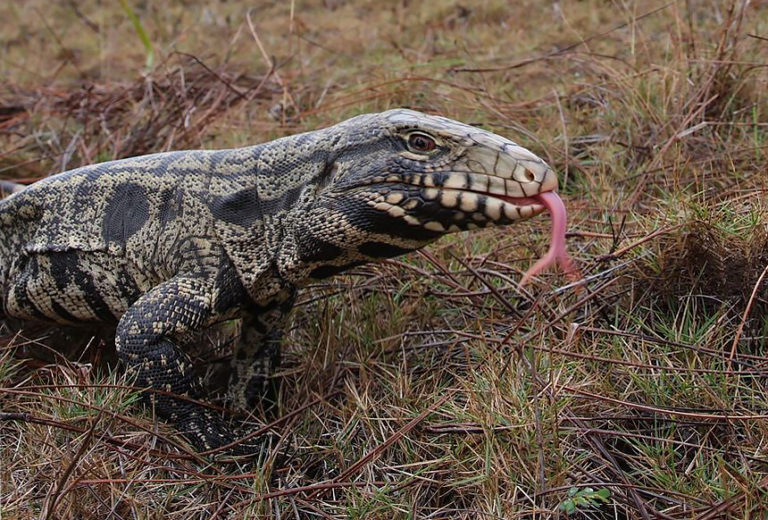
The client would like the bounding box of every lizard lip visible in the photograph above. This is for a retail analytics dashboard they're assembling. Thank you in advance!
[461,189,548,218]
[486,192,548,219]
[491,193,545,207]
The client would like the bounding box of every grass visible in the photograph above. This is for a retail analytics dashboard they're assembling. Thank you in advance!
[1,0,767,518]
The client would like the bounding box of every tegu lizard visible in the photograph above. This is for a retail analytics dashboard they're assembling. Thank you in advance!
[0,109,573,454]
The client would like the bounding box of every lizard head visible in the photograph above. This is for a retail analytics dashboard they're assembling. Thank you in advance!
[283,108,559,280]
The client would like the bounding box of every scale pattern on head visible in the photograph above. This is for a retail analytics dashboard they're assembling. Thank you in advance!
[277,108,559,282]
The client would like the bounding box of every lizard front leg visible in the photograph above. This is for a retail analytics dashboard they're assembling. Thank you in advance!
[228,290,296,411]
[116,275,268,454]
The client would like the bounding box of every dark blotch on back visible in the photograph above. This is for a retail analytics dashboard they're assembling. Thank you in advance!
[259,185,304,216]
[211,186,261,227]
[102,183,150,245]
[212,183,308,227]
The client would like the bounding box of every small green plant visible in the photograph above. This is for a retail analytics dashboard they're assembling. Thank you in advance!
[119,0,154,70]
[559,487,611,515]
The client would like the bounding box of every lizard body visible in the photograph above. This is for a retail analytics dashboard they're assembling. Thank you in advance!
[0,109,558,453]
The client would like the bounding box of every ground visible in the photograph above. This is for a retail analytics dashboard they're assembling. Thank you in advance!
[0,0,767,518]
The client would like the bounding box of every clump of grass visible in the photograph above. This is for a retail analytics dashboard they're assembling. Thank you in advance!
[641,198,768,323]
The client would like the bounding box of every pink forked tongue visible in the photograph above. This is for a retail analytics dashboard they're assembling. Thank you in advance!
[519,191,580,287]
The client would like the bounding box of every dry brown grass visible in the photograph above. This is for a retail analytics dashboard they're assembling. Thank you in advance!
[1,0,767,518]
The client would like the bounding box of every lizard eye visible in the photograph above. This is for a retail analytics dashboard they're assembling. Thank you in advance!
[407,133,436,153]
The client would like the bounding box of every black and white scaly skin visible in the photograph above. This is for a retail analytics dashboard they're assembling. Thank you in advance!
[0,109,558,454]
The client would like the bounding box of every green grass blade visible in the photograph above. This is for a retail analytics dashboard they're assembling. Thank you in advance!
[118,0,154,70]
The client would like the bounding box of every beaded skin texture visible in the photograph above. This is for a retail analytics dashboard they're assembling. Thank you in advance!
[0,109,558,454]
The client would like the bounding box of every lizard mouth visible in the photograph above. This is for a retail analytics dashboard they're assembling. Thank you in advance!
[360,171,556,232]
[489,193,546,211]
[423,187,581,283]
[441,188,578,283]
[405,169,556,223]
[424,187,548,223]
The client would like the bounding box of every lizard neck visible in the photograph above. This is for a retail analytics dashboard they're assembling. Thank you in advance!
[207,135,336,300]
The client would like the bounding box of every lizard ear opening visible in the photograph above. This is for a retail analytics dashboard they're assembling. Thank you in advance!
[315,161,338,192]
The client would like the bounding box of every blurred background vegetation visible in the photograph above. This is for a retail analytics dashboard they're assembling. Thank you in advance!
[1,1,767,518]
